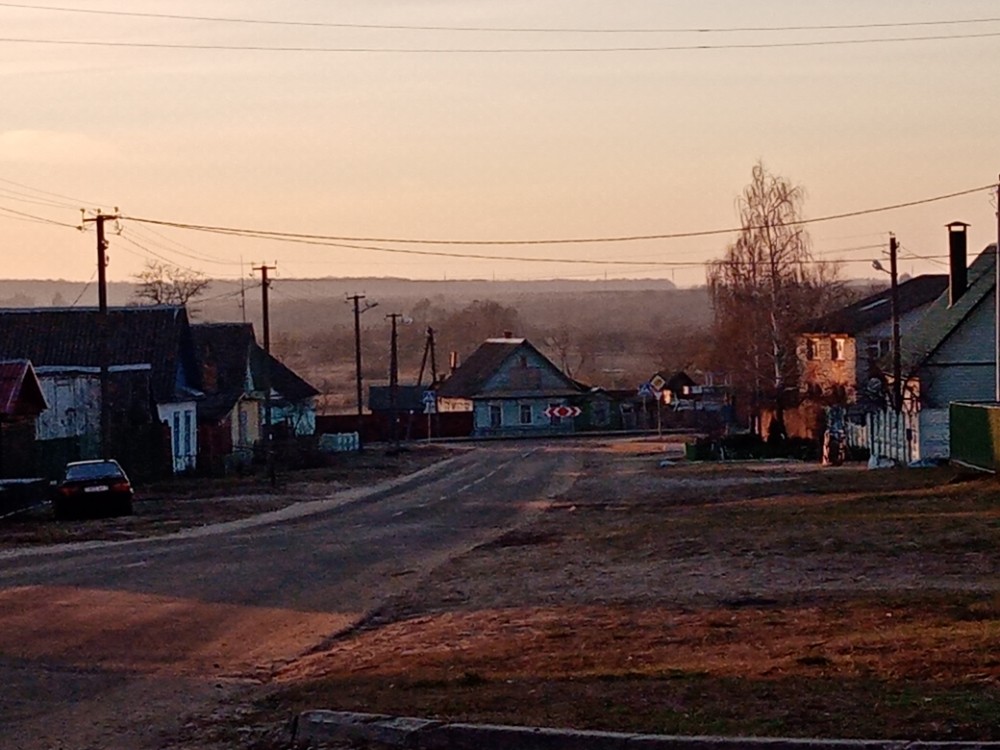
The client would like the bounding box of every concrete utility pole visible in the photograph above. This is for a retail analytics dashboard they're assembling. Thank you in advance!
[254,263,277,485]
[82,211,118,458]
[889,234,902,413]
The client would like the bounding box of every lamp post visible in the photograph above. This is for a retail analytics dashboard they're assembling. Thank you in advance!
[872,233,901,413]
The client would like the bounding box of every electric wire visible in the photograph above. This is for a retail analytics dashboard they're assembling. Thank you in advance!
[3,30,1000,53]
[0,175,109,208]
[121,182,996,248]
[0,203,80,228]
[2,3,997,34]
[0,187,80,210]
[68,269,96,307]
[124,224,243,267]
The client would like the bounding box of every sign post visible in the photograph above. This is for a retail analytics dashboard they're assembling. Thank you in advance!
[422,390,436,441]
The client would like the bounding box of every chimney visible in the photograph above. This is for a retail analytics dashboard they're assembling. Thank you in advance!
[947,221,970,306]
[503,330,513,339]
[449,351,459,373]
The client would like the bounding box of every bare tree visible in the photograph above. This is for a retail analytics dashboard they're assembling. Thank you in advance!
[131,261,211,308]
[708,161,844,439]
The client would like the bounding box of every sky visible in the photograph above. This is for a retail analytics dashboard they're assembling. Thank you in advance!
[1,0,998,287]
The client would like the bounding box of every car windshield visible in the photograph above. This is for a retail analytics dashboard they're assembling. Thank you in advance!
[65,463,124,482]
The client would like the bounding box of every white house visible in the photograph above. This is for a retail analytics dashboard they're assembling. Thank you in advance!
[869,224,997,463]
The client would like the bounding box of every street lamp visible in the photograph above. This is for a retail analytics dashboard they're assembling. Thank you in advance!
[872,233,901,412]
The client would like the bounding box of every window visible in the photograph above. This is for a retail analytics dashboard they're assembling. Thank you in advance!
[831,337,847,362]
[519,355,528,368]
[489,404,502,428]
[866,338,891,362]
[806,338,820,361]
[183,410,193,463]
[519,404,532,425]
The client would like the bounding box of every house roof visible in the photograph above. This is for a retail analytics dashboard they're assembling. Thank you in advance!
[251,346,320,402]
[902,244,997,373]
[196,390,244,423]
[801,274,948,335]
[0,306,199,403]
[191,322,319,403]
[191,322,256,396]
[436,337,581,399]
[0,359,47,418]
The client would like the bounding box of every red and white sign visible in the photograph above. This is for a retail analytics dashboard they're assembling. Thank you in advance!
[544,405,582,419]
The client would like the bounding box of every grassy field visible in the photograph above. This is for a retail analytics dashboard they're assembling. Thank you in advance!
[250,446,1000,742]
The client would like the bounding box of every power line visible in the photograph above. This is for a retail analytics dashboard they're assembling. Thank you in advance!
[0,203,80,228]
[0,186,79,210]
[122,183,997,248]
[0,175,108,208]
[69,269,97,307]
[2,3,998,34]
[3,30,1000,53]
[124,223,242,267]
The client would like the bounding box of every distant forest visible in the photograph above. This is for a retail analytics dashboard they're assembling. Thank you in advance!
[0,277,714,413]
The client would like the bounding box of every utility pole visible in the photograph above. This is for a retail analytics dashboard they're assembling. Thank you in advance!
[417,326,438,387]
[386,313,405,449]
[347,294,378,436]
[82,211,118,457]
[254,263,277,484]
[889,234,902,413]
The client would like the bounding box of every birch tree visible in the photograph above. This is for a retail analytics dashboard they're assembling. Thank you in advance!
[708,162,843,439]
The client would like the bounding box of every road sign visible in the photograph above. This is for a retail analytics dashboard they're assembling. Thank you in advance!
[422,390,437,414]
[638,382,655,398]
[650,374,666,392]
[544,405,581,419]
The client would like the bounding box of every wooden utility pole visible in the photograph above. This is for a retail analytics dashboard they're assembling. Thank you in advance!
[254,263,277,484]
[83,211,118,457]
[889,234,902,413]
[417,326,438,387]
[386,313,405,448]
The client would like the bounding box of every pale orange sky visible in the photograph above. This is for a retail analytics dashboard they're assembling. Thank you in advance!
[1,1,998,287]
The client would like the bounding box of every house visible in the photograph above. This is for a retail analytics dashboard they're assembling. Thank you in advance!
[798,274,948,405]
[191,322,319,472]
[0,306,201,476]
[869,225,997,463]
[253,345,320,437]
[436,336,584,437]
[0,359,48,478]
[191,323,262,473]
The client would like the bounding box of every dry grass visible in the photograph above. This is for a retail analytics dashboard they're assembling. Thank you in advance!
[255,452,1000,740]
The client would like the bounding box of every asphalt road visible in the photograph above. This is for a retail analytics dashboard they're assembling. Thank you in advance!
[0,443,581,750]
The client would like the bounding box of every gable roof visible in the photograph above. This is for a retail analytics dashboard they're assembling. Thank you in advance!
[0,359,47,418]
[191,322,319,403]
[0,306,199,403]
[192,322,256,395]
[437,337,581,399]
[902,244,997,373]
[247,345,319,402]
[801,274,948,335]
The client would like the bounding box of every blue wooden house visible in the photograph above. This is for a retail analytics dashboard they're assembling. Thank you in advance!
[436,337,584,437]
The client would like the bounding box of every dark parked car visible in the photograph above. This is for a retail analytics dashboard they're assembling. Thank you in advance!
[53,460,134,519]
